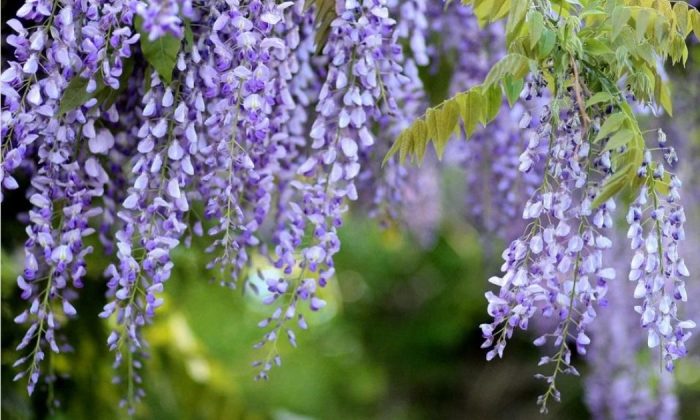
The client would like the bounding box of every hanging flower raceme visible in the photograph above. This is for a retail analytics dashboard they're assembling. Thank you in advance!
[4,0,123,397]
[481,100,618,411]
[585,241,679,420]
[626,153,694,371]
[250,0,412,379]
[200,0,294,288]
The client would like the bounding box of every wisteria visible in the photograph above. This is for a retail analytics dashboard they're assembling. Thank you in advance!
[2,0,698,415]
[624,140,695,371]
[480,97,621,410]
[585,243,679,420]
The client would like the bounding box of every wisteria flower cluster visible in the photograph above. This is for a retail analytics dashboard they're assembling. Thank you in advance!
[1,0,424,410]
[1,0,698,415]
[381,0,698,414]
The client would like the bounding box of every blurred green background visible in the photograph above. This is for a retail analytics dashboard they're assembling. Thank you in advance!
[1,212,588,420]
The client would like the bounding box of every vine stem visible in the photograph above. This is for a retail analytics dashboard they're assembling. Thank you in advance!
[570,55,591,136]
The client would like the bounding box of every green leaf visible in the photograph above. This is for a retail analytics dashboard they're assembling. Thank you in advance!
[528,10,544,49]
[538,29,556,58]
[654,76,673,116]
[594,112,627,142]
[136,16,181,84]
[585,91,613,108]
[592,163,633,208]
[603,128,634,151]
[457,90,482,138]
[611,6,631,42]
[483,53,531,88]
[503,74,524,107]
[95,57,136,109]
[184,19,194,51]
[305,0,337,53]
[58,76,96,115]
[482,85,502,124]
[506,0,529,44]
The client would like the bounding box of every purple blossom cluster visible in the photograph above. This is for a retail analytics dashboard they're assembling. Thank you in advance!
[583,130,700,419]
[252,0,414,379]
[1,0,423,405]
[137,0,193,40]
[480,101,621,410]
[585,243,679,420]
[625,155,694,371]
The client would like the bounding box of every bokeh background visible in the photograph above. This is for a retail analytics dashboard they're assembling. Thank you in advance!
[2,2,700,420]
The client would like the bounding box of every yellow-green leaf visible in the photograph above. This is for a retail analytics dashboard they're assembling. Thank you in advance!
[386,86,498,164]
[483,85,501,124]
[691,9,700,40]
[611,6,631,42]
[426,108,439,142]
[585,91,614,108]
[434,100,459,157]
[528,10,544,49]
[603,128,634,151]
[506,0,530,44]
[483,54,531,88]
[398,129,412,163]
[634,8,651,41]
[413,120,428,163]
[471,0,511,25]
[673,2,690,36]
[595,112,627,142]
[583,38,614,56]
[652,170,672,195]
[592,163,633,208]
[503,75,524,107]
[655,77,673,116]
[458,90,483,138]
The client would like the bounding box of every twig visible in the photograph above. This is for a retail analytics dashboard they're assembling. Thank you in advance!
[570,55,591,135]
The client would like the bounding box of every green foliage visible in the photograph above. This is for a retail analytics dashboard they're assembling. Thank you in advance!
[58,58,135,115]
[60,13,185,115]
[385,53,532,164]
[135,16,182,84]
[94,58,136,109]
[388,0,700,209]
[58,76,95,115]
[305,0,338,53]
